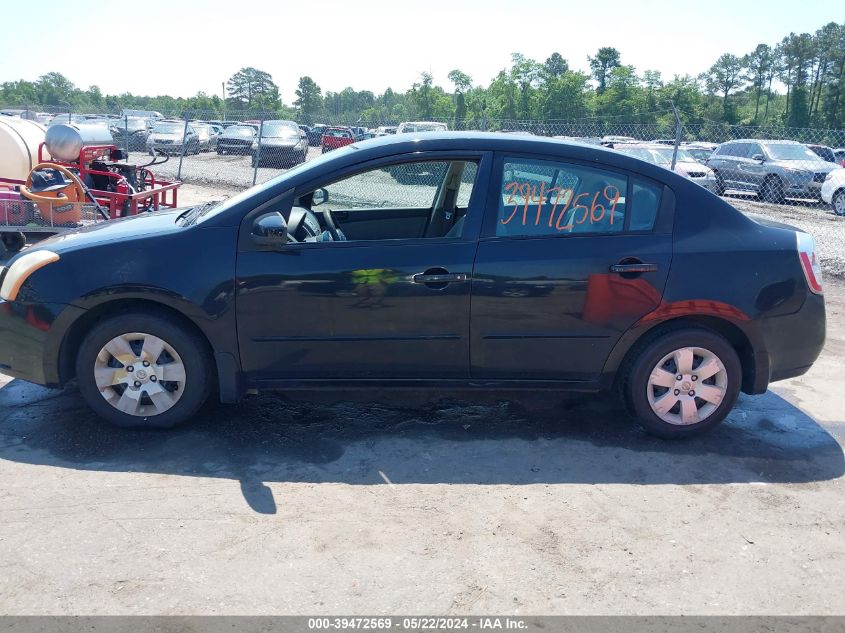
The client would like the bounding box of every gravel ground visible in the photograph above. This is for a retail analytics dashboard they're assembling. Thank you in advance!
[724,194,845,280]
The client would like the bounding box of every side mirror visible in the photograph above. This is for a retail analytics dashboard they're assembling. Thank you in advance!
[312,188,329,206]
[752,153,765,162]
[252,212,288,246]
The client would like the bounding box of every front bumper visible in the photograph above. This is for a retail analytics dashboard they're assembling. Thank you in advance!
[0,300,83,387]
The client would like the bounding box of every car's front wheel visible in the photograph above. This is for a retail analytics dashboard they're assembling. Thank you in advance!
[832,189,845,216]
[712,170,725,196]
[75,311,213,428]
[760,176,785,204]
[620,328,741,438]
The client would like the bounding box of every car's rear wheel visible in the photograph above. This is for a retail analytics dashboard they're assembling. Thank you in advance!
[832,189,845,216]
[75,312,212,428]
[760,176,785,204]
[620,328,741,438]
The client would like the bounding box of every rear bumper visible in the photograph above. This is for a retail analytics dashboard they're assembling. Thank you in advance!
[0,300,82,387]
[751,291,826,393]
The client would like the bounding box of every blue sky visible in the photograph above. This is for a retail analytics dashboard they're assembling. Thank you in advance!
[1,0,840,101]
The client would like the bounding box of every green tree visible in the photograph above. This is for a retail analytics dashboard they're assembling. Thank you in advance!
[588,47,621,93]
[510,53,542,119]
[702,53,745,122]
[541,71,589,119]
[543,52,569,79]
[743,44,774,122]
[226,67,280,108]
[294,76,323,123]
[448,69,472,129]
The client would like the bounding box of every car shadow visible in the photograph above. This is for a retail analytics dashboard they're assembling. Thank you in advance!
[0,380,842,514]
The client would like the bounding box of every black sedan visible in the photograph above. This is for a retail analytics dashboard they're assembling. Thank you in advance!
[0,133,826,438]
[216,124,256,155]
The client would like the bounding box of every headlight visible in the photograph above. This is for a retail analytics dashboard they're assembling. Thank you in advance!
[0,250,60,301]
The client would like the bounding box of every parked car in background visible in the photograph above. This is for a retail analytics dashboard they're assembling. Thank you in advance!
[807,144,838,164]
[321,127,355,153]
[221,120,241,128]
[651,139,676,145]
[216,124,256,155]
[376,126,397,135]
[122,109,163,120]
[252,120,308,167]
[396,121,449,134]
[682,142,717,164]
[190,122,218,152]
[601,135,637,145]
[835,148,845,167]
[707,139,842,202]
[146,120,199,155]
[309,124,329,145]
[0,133,825,438]
[821,169,845,215]
[613,143,717,191]
[109,116,151,151]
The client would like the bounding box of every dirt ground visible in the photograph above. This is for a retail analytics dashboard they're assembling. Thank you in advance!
[0,270,842,614]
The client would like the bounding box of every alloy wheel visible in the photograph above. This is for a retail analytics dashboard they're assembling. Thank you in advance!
[646,346,727,426]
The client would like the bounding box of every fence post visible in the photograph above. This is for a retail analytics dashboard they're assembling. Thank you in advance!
[177,117,189,181]
[124,115,129,156]
[253,118,264,186]
[670,100,683,171]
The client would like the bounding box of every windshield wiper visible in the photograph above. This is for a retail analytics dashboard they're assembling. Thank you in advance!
[176,201,219,226]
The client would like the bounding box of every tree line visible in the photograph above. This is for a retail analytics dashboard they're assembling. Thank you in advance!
[1,20,843,130]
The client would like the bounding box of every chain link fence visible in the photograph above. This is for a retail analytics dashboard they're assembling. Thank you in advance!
[3,105,845,214]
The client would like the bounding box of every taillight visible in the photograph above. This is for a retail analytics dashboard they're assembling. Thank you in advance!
[796,231,823,294]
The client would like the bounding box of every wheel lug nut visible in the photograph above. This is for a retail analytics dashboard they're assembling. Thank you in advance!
[692,375,698,381]
[676,375,682,380]
[134,381,141,388]
[674,389,680,396]
[689,390,695,397]
[150,375,157,382]
[142,360,150,367]
[126,366,134,373]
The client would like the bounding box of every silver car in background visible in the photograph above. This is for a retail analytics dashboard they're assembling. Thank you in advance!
[613,143,717,191]
[707,139,842,203]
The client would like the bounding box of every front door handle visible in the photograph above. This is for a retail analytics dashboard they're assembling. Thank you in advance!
[610,262,658,274]
[412,272,469,284]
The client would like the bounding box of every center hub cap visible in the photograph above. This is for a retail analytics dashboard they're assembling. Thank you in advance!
[135,369,148,380]
[682,381,691,390]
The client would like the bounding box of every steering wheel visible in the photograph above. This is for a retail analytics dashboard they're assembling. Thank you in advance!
[20,163,88,224]
[320,208,344,241]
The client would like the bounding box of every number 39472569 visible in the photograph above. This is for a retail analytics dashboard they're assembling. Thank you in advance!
[501,181,622,231]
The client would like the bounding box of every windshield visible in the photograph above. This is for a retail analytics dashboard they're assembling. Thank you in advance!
[153,122,183,134]
[261,121,299,138]
[224,125,254,137]
[324,129,352,138]
[766,143,821,161]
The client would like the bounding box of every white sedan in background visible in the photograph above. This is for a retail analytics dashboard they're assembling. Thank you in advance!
[821,169,845,216]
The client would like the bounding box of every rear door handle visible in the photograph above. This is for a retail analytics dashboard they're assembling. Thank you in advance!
[413,272,469,284]
[610,263,658,274]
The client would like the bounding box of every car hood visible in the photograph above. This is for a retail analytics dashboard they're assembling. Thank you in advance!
[771,160,839,173]
[23,208,188,256]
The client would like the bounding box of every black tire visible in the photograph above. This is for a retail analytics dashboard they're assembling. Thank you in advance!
[1,231,25,254]
[760,176,785,204]
[75,311,213,429]
[712,170,725,196]
[832,189,845,216]
[619,327,741,439]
